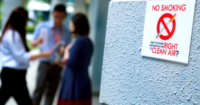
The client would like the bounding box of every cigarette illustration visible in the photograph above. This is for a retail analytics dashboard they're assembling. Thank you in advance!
[156,14,177,38]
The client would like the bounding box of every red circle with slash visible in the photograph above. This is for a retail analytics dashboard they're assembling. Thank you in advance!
[157,13,176,40]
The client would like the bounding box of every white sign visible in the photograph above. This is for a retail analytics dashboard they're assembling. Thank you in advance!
[142,0,196,64]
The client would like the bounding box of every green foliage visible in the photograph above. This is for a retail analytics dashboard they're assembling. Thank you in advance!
[26,25,36,33]
[0,1,3,29]
[25,0,29,10]
[36,0,51,3]
[0,12,2,20]
[26,40,39,50]
[0,1,3,8]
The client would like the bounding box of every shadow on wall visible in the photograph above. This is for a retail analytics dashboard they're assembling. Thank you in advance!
[88,0,110,93]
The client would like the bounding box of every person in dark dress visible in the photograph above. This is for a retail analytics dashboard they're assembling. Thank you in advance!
[57,13,93,105]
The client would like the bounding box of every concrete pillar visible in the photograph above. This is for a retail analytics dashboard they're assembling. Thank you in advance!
[2,0,25,29]
[74,0,87,14]
[88,0,109,93]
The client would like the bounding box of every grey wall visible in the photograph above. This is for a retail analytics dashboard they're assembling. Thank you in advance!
[74,0,87,14]
[100,0,200,105]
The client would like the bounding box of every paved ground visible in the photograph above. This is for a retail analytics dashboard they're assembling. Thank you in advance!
[1,50,101,105]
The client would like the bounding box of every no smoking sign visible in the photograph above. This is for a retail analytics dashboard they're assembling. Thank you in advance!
[157,13,176,40]
[142,1,196,64]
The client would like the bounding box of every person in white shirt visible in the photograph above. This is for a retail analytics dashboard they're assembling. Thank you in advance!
[0,7,52,105]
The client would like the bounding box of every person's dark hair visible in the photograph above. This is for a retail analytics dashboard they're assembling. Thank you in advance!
[53,4,67,14]
[0,7,29,52]
[71,13,90,36]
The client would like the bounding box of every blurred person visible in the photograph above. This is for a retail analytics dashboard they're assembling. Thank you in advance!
[0,7,52,105]
[31,4,71,105]
[57,13,93,105]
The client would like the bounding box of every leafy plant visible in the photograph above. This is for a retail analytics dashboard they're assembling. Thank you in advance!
[26,25,36,33]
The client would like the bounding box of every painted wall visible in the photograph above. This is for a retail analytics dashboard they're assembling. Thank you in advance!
[100,0,200,104]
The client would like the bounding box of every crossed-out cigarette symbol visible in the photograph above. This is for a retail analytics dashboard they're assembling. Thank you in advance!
[156,14,177,39]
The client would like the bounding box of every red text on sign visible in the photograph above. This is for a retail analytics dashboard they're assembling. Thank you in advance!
[152,48,167,55]
[152,5,160,11]
[164,43,178,50]
[152,43,179,57]
[152,4,186,11]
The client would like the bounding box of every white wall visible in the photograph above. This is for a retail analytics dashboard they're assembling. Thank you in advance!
[100,0,200,104]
